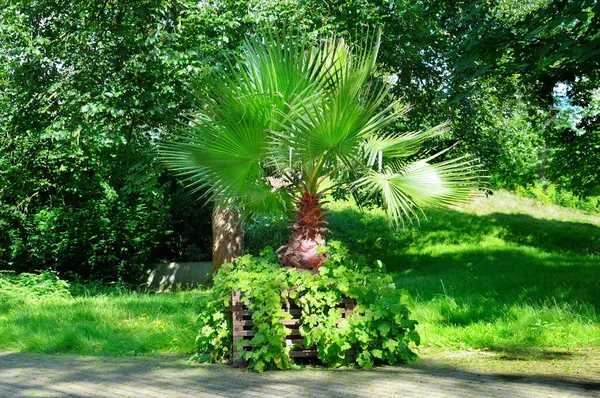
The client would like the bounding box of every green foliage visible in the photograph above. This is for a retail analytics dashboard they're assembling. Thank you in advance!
[449,0,600,193]
[193,289,233,363]
[451,0,599,103]
[546,87,600,197]
[515,183,600,213]
[0,271,72,305]
[163,28,481,231]
[0,141,181,280]
[194,243,419,371]
[244,215,289,256]
[0,1,217,280]
[2,0,598,281]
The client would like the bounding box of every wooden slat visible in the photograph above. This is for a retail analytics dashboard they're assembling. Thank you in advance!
[285,339,304,346]
[290,350,317,358]
[231,290,357,367]
[232,330,255,337]
[284,301,301,309]
[233,326,254,333]
[233,320,253,327]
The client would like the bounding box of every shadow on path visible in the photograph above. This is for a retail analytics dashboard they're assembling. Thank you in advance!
[0,352,598,397]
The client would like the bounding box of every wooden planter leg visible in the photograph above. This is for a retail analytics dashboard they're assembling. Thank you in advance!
[232,291,252,368]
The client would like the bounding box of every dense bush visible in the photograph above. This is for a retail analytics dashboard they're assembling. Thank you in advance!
[0,1,219,281]
[0,271,72,305]
[0,140,212,282]
[194,242,419,371]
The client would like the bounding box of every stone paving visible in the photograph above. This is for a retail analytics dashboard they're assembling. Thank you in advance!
[0,352,599,398]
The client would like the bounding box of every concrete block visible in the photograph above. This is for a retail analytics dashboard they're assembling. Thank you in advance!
[146,261,213,291]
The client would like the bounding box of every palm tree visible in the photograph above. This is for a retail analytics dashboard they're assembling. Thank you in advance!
[161,30,481,272]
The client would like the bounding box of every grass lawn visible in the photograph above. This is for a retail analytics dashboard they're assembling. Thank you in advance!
[1,190,598,359]
[0,283,201,356]
[326,191,600,354]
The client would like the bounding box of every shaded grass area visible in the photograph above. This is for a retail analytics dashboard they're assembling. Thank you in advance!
[0,285,201,356]
[247,190,600,352]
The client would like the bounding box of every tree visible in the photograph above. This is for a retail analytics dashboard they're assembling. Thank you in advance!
[448,0,600,194]
[0,0,225,279]
[162,30,481,271]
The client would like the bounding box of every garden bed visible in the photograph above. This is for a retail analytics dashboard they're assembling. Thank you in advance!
[194,244,419,371]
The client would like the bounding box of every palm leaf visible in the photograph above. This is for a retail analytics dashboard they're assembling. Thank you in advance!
[363,122,448,167]
[273,31,401,176]
[162,29,327,214]
[163,28,484,226]
[353,155,483,227]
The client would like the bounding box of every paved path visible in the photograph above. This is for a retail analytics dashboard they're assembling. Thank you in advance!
[0,352,598,397]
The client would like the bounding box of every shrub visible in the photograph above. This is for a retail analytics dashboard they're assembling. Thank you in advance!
[0,270,72,306]
[0,158,212,283]
[515,183,600,213]
[194,242,419,371]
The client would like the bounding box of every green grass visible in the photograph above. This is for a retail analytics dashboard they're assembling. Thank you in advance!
[324,191,600,352]
[0,283,201,356]
[247,190,600,352]
[1,190,599,357]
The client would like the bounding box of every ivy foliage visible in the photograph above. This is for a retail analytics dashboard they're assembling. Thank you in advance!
[194,242,419,371]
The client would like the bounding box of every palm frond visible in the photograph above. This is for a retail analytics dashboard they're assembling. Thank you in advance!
[353,155,483,227]
[363,122,448,167]
[273,30,400,173]
[162,29,326,215]
[162,28,484,226]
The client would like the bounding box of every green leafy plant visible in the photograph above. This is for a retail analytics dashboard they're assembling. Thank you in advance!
[162,29,482,272]
[0,271,72,305]
[193,289,233,363]
[194,243,419,371]
[0,1,218,281]
[515,183,600,213]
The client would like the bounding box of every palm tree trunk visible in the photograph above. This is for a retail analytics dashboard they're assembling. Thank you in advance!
[277,189,331,272]
[212,202,243,274]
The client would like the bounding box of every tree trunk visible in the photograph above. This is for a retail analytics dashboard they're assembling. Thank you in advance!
[277,189,331,272]
[212,203,243,274]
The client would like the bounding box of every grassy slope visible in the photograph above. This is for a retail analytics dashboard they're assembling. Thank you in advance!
[325,191,600,352]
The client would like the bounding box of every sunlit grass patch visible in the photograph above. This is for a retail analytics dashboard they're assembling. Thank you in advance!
[0,286,201,356]
[324,190,600,351]
[412,297,599,350]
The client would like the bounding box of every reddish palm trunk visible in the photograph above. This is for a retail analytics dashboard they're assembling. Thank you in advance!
[277,189,331,272]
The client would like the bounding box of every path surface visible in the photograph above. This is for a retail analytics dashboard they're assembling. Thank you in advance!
[0,352,598,397]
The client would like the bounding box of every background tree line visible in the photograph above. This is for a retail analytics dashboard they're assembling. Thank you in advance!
[1,0,598,281]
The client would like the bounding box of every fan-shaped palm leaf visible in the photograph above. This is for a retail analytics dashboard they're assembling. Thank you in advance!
[162,29,484,271]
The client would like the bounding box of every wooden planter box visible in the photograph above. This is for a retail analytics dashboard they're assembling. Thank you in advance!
[231,290,356,368]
